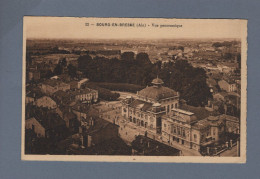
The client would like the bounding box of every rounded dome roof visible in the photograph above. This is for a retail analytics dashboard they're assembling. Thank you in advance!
[152,77,164,85]
[138,86,177,101]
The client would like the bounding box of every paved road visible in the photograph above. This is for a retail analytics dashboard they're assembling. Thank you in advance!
[219,145,238,157]
[113,91,137,99]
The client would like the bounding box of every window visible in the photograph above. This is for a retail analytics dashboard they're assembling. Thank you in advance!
[171,104,174,109]
[177,128,181,135]
[133,118,136,123]
[194,134,197,142]
[141,120,144,127]
[130,116,132,122]
[174,127,176,134]
[182,130,186,137]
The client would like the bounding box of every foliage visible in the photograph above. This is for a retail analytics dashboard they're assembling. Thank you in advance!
[77,53,211,106]
[85,82,120,101]
[91,82,144,93]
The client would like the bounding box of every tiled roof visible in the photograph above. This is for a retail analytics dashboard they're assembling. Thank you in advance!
[27,108,65,130]
[129,99,153,112]
[192,115,225,130]
[70,88,96,96]
[131,135,180,156]
[138,86,177,101]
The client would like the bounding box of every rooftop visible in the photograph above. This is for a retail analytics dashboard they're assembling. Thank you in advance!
[138,85,178,101]
[128,99,154,112]
[42,79,68,87]
[151,77,164,85]
[26,107,65,130]
[172,108,194,116]
[70,88,96,96]
[131,135,180,156]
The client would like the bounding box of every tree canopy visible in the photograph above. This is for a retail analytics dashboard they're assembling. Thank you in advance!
[77,52,211,106]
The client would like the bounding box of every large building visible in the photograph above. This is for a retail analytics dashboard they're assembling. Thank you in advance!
[41,79,70,95]
[121,77,237,151]
[122,77,179,136]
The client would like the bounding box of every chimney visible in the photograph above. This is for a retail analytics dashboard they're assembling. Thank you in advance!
[91,117,94,126]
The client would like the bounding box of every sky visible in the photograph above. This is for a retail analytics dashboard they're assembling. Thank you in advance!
[24,17,247,40]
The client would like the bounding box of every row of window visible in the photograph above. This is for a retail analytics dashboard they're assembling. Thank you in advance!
[129,109,154,121]
[166,103,178,112]
[129,117,153,129]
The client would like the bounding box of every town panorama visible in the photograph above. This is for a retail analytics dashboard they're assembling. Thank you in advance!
[24,38,241,157]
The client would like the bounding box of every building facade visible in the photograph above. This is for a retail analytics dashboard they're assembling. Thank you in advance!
[121,77,228,151]
[72,88,98,103]
[218,80,237,92]
[41,79,70,95]
[25,117,46,138]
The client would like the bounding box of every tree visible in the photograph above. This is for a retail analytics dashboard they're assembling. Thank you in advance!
[75,54,211,106]
[68,64,77,78]
[121,52,135,61]
[53,63,62,75]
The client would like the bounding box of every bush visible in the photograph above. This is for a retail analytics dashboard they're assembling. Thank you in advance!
[91,82,144,93]
[85,83,120,101]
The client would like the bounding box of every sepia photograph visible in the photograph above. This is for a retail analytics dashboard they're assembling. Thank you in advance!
[22,17,247,163]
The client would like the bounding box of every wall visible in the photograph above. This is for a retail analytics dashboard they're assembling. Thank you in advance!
[25,118,45,137]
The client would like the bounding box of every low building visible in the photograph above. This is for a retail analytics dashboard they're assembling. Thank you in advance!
[28,70,41,81]
[220,114,240,134]
[71,103,98,122]
[79,118,119,148]
[52,90,72,106]
[213,92,229,101]
[35,96,57,109]
[25,111,67,139]
[161,108,197,149]
[218,80,237,92]
[25,117,45,137]
[71,88,98,103]
[26,88,44,105]
[131,135,181,156]
[41,79,70,95]
[191,116,225,151]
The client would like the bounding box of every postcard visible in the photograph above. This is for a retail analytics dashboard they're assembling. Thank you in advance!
[22,17,247,163]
